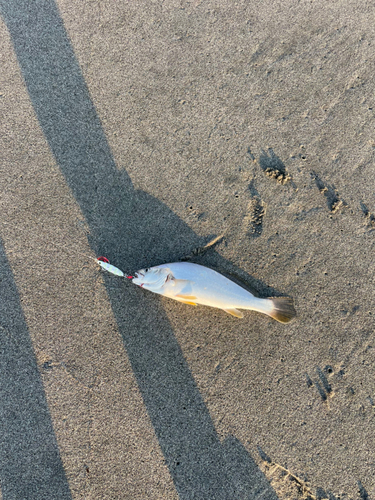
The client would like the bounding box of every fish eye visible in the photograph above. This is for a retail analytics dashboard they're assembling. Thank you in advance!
[145,268,149,272]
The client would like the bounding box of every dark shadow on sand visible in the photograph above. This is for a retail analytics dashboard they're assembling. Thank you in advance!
[0,2,279,498]
[0,240,72,500]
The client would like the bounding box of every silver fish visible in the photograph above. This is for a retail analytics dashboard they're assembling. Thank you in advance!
[132,262,296,323]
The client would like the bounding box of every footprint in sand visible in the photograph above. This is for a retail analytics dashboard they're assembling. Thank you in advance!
[311,171,346,213]
[258,148,292,185]
[243,196,266,238]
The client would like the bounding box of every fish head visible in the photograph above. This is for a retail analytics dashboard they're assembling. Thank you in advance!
[132,266,171,290]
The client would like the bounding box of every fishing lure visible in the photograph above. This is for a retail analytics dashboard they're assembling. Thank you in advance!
[96,257,132,279]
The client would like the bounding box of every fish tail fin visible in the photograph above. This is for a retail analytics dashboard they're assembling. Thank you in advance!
[243,296,296,323]
[267,297,296,323]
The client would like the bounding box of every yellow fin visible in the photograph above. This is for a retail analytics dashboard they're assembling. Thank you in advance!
[176,294,197,300]
[223,308,244,318]
[178,300,197,306]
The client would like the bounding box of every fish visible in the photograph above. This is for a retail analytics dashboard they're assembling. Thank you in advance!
[132,262,296,323]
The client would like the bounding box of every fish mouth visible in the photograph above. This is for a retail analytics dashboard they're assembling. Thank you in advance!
[133,272,145,284]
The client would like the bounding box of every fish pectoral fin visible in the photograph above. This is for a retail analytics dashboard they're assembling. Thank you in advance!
[223,308,244,318]
[170,279,193,288]
[176,294,197,300]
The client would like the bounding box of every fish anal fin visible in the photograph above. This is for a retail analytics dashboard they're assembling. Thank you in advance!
[176,294,197,300]
[223,308,244,318]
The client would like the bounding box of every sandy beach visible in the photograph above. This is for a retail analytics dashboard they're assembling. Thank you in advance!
[0,1,374,498]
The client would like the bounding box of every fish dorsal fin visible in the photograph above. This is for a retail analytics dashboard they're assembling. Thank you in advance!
[223,308,244,318]
[180,301,197,306]
[176,294,197,300]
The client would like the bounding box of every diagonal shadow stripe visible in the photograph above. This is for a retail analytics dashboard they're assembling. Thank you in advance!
[0,240,72,500]
[0,2,279,498]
